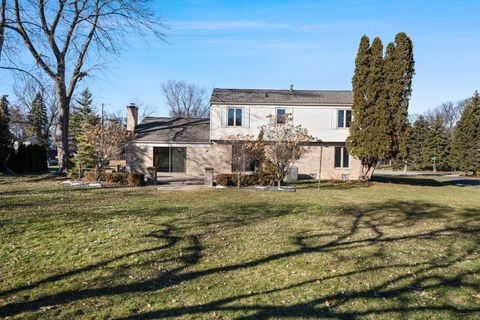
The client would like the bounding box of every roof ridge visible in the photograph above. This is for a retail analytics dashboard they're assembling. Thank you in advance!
[213,88,352,92]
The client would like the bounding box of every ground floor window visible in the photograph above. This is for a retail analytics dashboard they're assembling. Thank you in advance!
[153,147,186,172]
[334,146,349,168]
[231,144,255,172]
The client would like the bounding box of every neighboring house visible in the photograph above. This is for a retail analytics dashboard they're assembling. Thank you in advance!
[127,87,362,180]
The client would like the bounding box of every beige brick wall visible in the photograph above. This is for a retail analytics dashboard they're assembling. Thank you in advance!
[129,143,232,177]
[129,142,362,180]
[186,144,232,176]
[296,144,362,180]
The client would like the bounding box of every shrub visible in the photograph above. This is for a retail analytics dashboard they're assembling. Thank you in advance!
[8,144,48,173]
[256,159,276,186]
[82,171,98,182]
[127,173,145,186]
[216,173,234,187]
[216,173,260,187]
[103,172,125,184]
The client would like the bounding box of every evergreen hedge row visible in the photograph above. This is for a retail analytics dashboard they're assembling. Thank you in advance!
[7,144,48,173]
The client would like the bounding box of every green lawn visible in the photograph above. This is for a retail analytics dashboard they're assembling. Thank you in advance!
[0,175,479,319]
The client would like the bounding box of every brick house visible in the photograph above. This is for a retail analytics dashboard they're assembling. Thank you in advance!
[126,87,362,180]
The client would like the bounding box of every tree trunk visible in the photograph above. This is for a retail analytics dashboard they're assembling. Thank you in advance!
[55,82,70,174]
[277,179,281,189]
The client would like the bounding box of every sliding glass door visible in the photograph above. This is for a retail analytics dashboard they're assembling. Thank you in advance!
[153,147,186,172]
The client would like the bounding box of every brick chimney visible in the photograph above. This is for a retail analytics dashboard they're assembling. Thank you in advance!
[126,103,138,132]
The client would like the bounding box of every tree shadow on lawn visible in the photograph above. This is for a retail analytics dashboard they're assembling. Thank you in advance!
[0,200,479,319]
[372,174,480,187]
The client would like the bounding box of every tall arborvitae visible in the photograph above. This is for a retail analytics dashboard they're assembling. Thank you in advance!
[408,115,429,169]
[349,32,414,179]
[425,115,450,171]
[346,35,373,178]
[70,88,99,149]
[451,91,480,175]
[367,37,392,162]
[347,36,392,178]
[26,92,48,143]
[0,95,14,168]
[384,33,415,165]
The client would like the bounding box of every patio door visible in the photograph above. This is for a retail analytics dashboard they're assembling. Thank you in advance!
[153,147,186,172]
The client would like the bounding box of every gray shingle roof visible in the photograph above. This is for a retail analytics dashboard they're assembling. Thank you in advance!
[134,117,210,143]
[211,88,352,105]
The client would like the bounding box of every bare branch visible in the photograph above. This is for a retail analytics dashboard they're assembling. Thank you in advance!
[162,80,210,118]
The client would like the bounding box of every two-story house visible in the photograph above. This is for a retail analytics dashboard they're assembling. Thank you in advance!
[126,87,362,180]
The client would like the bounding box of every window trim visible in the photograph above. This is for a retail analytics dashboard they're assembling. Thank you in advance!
[334,146,350,169]
[227,107,243,127]
[336,109,352,128]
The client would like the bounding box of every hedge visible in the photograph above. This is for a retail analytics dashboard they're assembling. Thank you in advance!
[7,144,48,173]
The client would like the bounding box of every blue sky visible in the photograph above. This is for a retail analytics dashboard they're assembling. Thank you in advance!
[2,0,480,117]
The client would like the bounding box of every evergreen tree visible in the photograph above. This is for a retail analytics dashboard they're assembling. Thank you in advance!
[384,33,415,165]
[70,88,98,148]
[26,92,48,143]
[451,91,480,175]
[72,124,96,171]
[348,33,415,179]
[425,115,450,171]
[0,95,14,169]
[347,35,374,178]
[408,115,429,169]
[366,38,392,162]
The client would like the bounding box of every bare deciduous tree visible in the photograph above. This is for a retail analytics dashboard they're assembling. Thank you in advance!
[0,0,165,172]
[162,80,209,118]
[260,114,313,188]
[425,99,470,134]
[13,75,58,141]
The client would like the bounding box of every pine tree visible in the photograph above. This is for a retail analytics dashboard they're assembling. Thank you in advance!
[70,88,98,149]
[451,91,480,175]
[408,115,429,169]
[26,92,48,143]
[425,115,450,171]
[384,33,415,165]
[0,95,14,169]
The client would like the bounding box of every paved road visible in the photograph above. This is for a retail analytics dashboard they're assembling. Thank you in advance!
[374,169,480,186]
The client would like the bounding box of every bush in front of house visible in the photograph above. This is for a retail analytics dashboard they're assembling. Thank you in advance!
[103,172,125,184]
[216,173,234,187]
[127,173,145,186]
[216,173,275,187]
[81,171,144,186]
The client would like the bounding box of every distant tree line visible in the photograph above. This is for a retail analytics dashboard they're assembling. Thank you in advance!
[409,92,480,174]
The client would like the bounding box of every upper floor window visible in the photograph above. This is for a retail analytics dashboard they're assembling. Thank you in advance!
[334,147,349,168]
[337,109,352,128]
[227,108,242,127]
[276,108,286,124]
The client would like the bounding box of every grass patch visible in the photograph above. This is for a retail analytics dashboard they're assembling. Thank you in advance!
[0,175,479,319]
